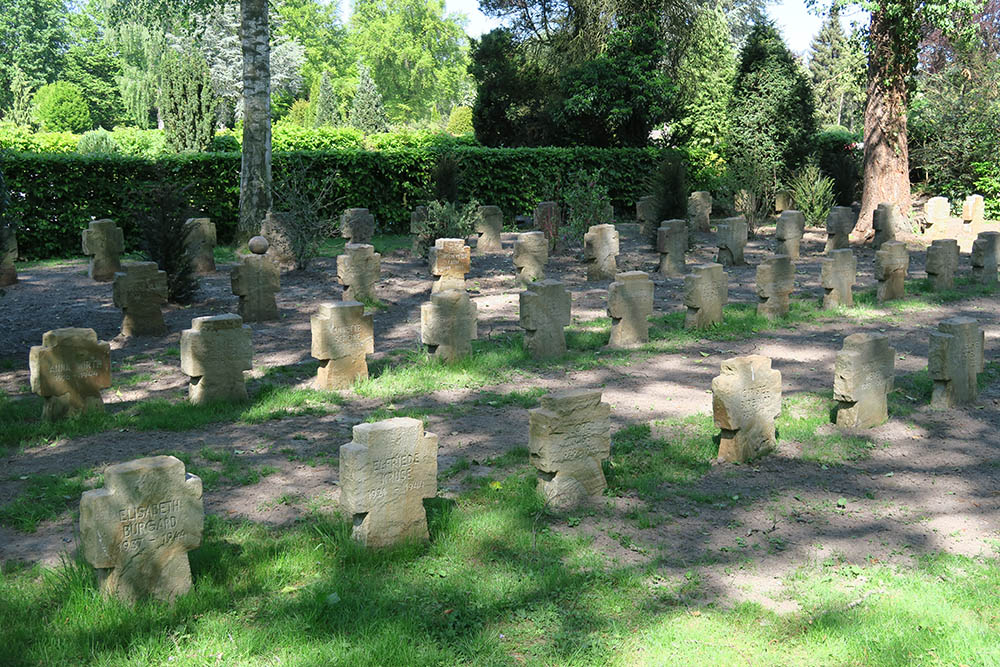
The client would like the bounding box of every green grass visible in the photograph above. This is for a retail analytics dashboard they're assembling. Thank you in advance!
[778,393,877,464]
[0,468,99,532]
[212,245,239,264]
[191,448,279,490]
[317,233,412,258]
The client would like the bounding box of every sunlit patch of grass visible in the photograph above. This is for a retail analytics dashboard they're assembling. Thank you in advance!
[317,234,412,259]
[212,245,240,264]
[189,448,279,490]
[778,393,876,464]
[484,446,530,468]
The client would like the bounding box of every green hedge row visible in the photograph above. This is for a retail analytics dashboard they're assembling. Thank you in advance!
[1,146,665,260]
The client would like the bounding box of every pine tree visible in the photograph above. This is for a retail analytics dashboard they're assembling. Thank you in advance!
[159,49,216,153]
[8,66,33,126]
[673,5,736,151]
[349,62,389,134]
[313,70,338,127]
[808,9,863,131]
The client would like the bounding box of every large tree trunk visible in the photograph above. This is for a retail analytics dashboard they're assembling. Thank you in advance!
[854,7,912,241]
[239,0,272,244]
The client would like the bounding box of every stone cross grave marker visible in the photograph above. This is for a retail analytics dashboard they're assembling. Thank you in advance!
[716,217,748,266]
[0,224,17,286]
[962,195,985,226]
[821,248,857,308]
[340,417,438,547]
[755,255,795,320]
[926,238,959,291]
[112,262,168,337]
[875,240,909,302]
[583,224,619,281]
[410,205,429,255]
[657,219,687,277]
[534,201,561,248]
[528,389,611,510]
[776,210,805,259]
[636,195,658,241]
[833,333,895,428]
[520,279,571,360]
[82,219,124,282]
[180,314,252,405]
[183,217,217,274]
[971,231,999,284]
[259,211,296,269]
[688,191,712,232]
[29,327,111,420]
[420,289,477,361]
[311,301,374,389]
[684,263,727,329]
[80,455,203,604]
[340,208,375,245]
[712,355,782,463]
[873,203,902,250]
[775,190,793,212]
[231,237,280,322]
[337,243,381,301]
[429,238,471,293]
[513,231,548,287]
[929,317,984,409]
[607,271,653,348]
[476,205,503,253]
[825,207,856,253]
[925,197,950,226]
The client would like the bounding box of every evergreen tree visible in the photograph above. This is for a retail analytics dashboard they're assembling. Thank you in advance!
[312,70,338,127]
[349,62,388,133]
[808,8,863,131]
[673,5,736,151]
[8,66,33,126]
[159,49,215,152]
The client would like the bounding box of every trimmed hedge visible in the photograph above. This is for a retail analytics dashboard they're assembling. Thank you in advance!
[1,146,666,260]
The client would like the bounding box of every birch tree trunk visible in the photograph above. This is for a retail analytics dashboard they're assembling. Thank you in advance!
[239,0,272,243]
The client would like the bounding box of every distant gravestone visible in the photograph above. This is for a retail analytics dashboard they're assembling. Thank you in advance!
[180,314,252,405]
[873,203,901,250]
[929,317,984,409]
[755,255,795,319]
[962,195,985,226]
[774,190,793,213]
[874,240,909,302]
[775,210,805,259]
[80,455,203,604]
[607,271,653,349]
[583,224,619,281]
[712,355,782,463]
[528,389,611,509]
[259,211,296,269]
[82,219,124,282]
[420,289,477,361]
[716,217,748,266]
[636,195,658,241]
[833,333,895,428]
[183,218,217,274]
[340,417,438,547]
[476,205,503,253]
[520,279,571,361]
[311,301,373,390]
[513,231,548,287]
[688,191,712,232]
[926,239,959,291]
[337,243,381,301]
[534,201,561,249]
[410,205,429,255]
[1,224,17,286]
[112,262,168,337]
[821,248,857,308]
[971,231,999,284]
[29,328,111,420]
[825,207,855,253]
[657,219,687,277]
[231,237,280,322]
[925,197,950,225]
[684,263,727,329]
[429,238,471,293]
[340,208,375,245]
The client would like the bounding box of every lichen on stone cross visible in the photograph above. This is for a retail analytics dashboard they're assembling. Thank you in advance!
[311,301,374,389]
[82,219,124,281]
[340,208,375,245]
[80,455,203,604]
[874,240,909,302]
[520,279,571,361]
[755,255,795,320]
[712,355,782,463]
[820,249,857,308]
[775,210,805,259]
[833,333,895,428]
[971,232,999,284]
[112,262,168,337]
[607,271,653,349]
[339,417,438,547]
[476,205,503,253]
[513,231,548,287]
[657,219,687,277]
[688,191,712,232]
[184,218,217,275]
[231,250,280,322]
[926,239,959,291]
[528,389,611,510]
[716,217,748,266]
[684,263,727,329]
[29,327,111,421]
[929,317,984,409]
[873,203,901,250]
[420,289,477,361]
[180,314,252,405]
[583,224,619,281]
[429,238,470,293]
[824,207,856,253]
[337,243,381,301]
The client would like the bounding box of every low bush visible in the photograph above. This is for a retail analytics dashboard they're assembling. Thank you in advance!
[787,163,835,227]
[814,126,861,205]
[563,169,612,242]
[76,129,118,155]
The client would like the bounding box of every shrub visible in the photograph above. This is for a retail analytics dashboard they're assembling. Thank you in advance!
[786,163,835,226]
[446,106,474,136]
[125,180,198,304]
[285,98,315,127]
[432,153,461,203]
[272,125,365,151]
[77,129,118,155]
[645,152,689,223]
[412,199,480,255]
[33,82,91,133]
[109,127,167,158]
[350,63,389,134]
[271,157,342,270]
[208,132,241,152]
[813,126,861,205]
[563,169,613,242]
[159,50,215,153]
[723,148,776,234]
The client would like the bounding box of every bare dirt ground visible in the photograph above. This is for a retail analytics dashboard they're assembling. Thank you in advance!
[1,223,998,611]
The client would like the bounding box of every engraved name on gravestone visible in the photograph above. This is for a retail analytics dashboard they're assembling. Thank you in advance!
[231,237,280,322]
[775,210,805,259]
[926,238,959,291]
[825,207,856,253]
[636,195,659,241]
[962,194,985,226]
[82,219,125,281]
[716,217,748,266]
[833,333,895,428]
[873,203,902,250]
[971,231,999,284]
[607,271,654,349]
[180,314,252,405]
[529,389,611,510]
[337,243,381,301]
[513,231,548,286]
[311,301,373,389]
[520,279,571,360]
[755,255,794,319]
[340,208,375,245]
[712,355,782,463]
[0,224,17,286]
[821,248,857,308]
[684,263,728,329]
[29,328,111,420]
[183,217,217,274]
[429,238,471,293]
[340,417,438,547]
[534,201,561,248]
[688,191,712,232]
[657,219,687,277]
[80,455,203,604]
[875,240,909,302]
[925,197,950,226]
[420,289,477,361]
[476,205,503,253]
[583,224,619,281]
[112,262,168,337]
[929,317,985,409]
